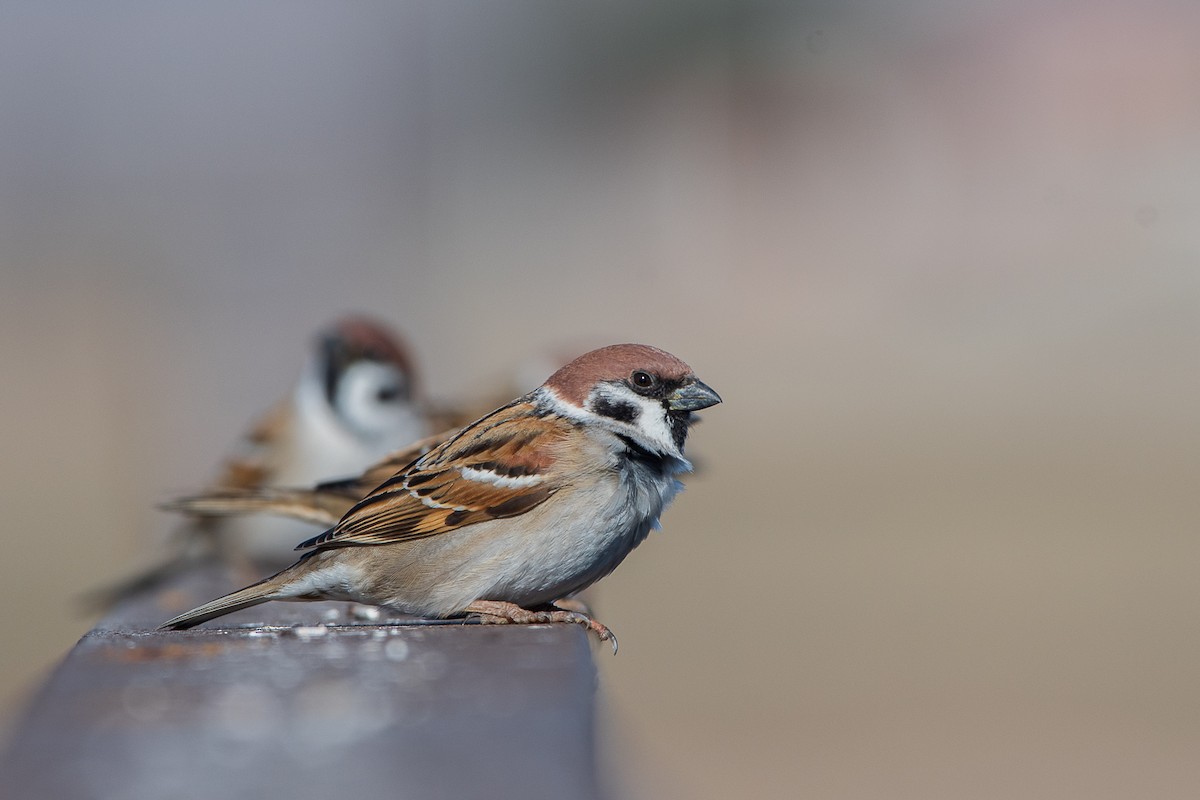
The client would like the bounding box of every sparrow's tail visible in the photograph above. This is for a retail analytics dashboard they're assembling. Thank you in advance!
[158,566,300,630]
[161,488,346,528]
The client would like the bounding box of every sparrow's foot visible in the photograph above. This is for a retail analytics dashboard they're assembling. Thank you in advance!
[464,599,618,654]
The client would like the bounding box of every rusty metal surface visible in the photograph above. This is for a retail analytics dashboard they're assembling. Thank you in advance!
[1,564,602,800]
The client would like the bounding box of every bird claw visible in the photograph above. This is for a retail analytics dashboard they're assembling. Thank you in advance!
[465,600,618,654]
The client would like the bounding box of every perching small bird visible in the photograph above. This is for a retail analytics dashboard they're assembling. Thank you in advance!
[204,315,436,565]
[88,317,441,608]
[160,344,721,650]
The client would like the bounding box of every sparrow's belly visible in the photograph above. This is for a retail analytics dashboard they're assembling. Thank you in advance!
[347,473,675,617]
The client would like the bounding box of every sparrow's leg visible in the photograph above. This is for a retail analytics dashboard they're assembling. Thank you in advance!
[464,599,617,654]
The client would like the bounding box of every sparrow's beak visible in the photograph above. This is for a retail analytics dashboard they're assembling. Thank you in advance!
[667,379,722,412]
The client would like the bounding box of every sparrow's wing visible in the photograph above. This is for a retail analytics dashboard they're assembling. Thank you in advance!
[297,401,571,549]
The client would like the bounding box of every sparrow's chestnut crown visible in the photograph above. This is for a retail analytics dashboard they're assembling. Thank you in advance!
[544,343,697,407]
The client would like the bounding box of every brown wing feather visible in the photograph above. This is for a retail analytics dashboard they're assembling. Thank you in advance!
[299,401,572,550]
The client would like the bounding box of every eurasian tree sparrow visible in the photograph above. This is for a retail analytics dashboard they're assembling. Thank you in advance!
[88,317,436,608]
[160,344,721,650]
[209,316,434,565]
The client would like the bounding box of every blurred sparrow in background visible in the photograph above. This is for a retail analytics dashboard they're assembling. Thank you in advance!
[208,315,434,564]
[160,344,722,651]
[89,316,443,607]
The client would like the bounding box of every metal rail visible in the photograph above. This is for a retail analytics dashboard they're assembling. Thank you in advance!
[0,563,603,800]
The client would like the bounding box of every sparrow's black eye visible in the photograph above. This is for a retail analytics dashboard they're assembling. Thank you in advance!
[630,370,656,390]
[376,385,401,403]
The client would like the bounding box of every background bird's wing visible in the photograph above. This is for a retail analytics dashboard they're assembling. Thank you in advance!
[163,429,462,526]
[207,399,294,491]
[161,487,353,527]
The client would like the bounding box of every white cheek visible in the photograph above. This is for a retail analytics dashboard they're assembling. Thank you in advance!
[335,362,423,440]
[593,386,680,455]
[540,385,689,461]
[628,395,678,452]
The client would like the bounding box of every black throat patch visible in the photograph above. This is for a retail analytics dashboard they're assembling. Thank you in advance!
[665,410,691,452]
[616,434,668,474]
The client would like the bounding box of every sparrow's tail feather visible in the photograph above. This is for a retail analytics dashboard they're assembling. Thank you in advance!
[159,572,290,630]
[161,489,346,528]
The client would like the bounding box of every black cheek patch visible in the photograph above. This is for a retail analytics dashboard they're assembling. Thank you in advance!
[593,396,640,424]
[376,380,410,403]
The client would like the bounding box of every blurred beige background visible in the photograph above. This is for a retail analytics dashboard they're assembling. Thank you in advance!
[3,2,1199,798]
